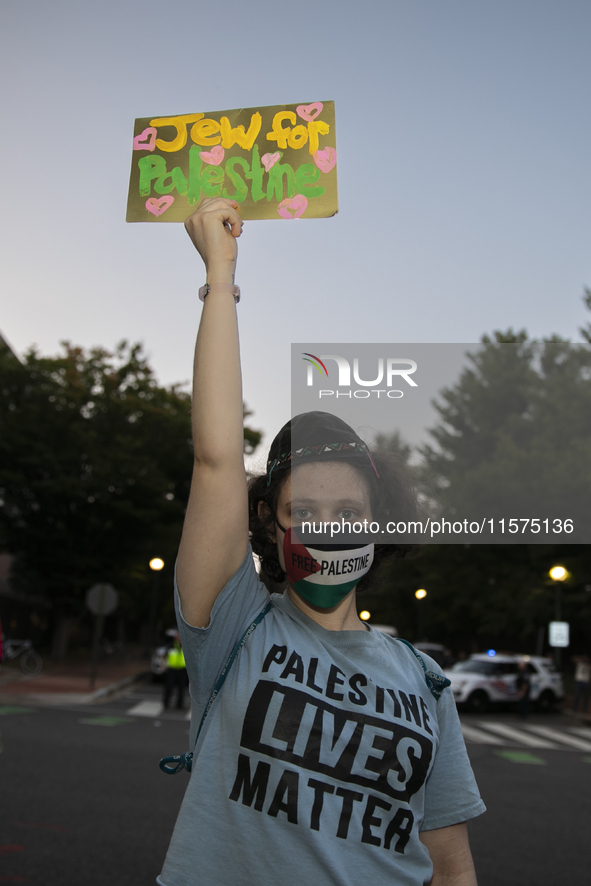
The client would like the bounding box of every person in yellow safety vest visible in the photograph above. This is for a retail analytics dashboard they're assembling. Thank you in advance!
[163,630,189,710]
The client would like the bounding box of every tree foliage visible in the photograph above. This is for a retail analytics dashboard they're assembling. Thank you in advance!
[421,332,591,534]
[371,295,591,654]
[0,340,260,625]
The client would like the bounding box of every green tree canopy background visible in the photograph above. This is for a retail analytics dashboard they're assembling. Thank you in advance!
[422,333,591,537]
[0,340,261,646]
[368,295,591,654]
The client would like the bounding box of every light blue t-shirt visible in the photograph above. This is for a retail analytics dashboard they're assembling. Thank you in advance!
[158,548,485,886]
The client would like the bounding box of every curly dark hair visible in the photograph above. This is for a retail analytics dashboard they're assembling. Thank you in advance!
[248,450,423,593]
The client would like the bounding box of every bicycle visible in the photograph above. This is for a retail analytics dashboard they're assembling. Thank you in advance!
[1,639,43,676]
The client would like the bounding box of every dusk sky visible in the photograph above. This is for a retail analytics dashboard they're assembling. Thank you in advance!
[2,0,590,461]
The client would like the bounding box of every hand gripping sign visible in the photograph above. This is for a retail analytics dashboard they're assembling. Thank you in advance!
[126,101,338,222]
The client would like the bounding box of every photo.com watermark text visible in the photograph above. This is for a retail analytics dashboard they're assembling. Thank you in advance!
[301,517,575,538]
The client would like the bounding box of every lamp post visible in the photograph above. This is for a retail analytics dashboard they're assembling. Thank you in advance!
[415,589,427,641]
[549,565,568,667]
[147,558,164,654]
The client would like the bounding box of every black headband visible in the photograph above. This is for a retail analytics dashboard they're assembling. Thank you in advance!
[266,440,379,487]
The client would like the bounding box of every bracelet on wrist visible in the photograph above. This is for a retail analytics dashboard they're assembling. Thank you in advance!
[199,283,240,304]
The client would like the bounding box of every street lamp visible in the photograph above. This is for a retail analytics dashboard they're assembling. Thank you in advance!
[359,610,371,621]
[549,565,568,667]
[147,557,165,653]
[415,589,427,640]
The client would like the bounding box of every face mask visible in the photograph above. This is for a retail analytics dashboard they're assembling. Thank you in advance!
[281,526,374,609]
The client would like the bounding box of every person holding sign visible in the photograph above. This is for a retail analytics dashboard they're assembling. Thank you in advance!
[157,198,485,886]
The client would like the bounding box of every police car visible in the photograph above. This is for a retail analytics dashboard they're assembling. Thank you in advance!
[444,652,564,713]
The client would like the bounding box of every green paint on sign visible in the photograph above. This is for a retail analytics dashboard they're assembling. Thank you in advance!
[78,716,134,727]
[0,706,35,715]
[127,102,338,222]
[494,750,546,765]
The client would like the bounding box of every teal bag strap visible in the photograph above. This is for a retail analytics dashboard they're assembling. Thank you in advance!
[159,601,273,775]
[396,638,451,701]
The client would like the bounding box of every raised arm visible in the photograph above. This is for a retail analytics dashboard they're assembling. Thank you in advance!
[176,198,249,627]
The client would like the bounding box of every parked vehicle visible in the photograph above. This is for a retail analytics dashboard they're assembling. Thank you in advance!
[1,639,43,676]
[150,629,180,682]
[150,645,169,681]
[444,653,564,713]
[414,642,454,669]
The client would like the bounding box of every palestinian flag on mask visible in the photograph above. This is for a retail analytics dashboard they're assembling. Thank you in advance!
[283,529,374,598]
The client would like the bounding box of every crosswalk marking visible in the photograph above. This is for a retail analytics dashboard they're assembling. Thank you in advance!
[127,700,164,717]
[122,694,588,751]
[569,727,591,740]
[525,725,591,752]
[474,721,559,748]
[461,720,591,751]
[125,698,191,719]
[461,724,504,745]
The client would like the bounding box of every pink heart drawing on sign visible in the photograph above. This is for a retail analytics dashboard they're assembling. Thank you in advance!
[261,152,281,172]
[313,146,337,173]
[133,127,157,152]
[277,194,308,220]
[145,196,174,217]
[296,102,324,122]
[200,146,225,166]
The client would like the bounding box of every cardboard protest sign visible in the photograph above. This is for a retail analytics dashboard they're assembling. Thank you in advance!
[126,101,337,222]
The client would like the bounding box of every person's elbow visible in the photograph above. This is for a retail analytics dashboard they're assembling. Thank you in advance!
[420,822,478,886]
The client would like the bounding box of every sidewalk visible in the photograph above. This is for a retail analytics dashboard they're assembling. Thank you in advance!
[562,706,591,724]
[0,654,150,706]
[560,691,591,725]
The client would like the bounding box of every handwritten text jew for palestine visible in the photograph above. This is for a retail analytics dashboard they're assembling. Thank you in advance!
[126,101,338,222]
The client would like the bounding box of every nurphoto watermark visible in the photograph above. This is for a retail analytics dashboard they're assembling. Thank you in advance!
[292,342,591,544]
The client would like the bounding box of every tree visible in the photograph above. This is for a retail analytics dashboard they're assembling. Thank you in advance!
[370,294,591,654]
[0,340,261,650]
[421,332,591,539]
[581,288,591,343]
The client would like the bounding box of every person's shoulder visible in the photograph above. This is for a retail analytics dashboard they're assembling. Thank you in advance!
[384,637,453,702]
[210,544,270,615]
[214,544,267,597]
[175,544,268,633]
[388,637,445,674]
